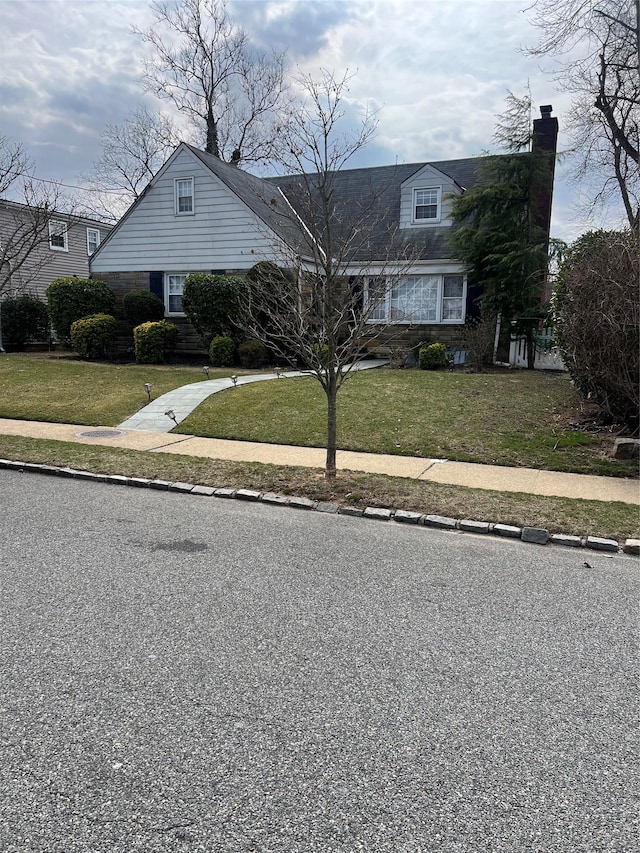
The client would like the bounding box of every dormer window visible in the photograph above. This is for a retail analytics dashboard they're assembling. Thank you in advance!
[413,187,441,223]
[175,178,194,215]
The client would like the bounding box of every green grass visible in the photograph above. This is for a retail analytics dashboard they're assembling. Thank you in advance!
[178,369,637,477]
[0,353,246,426]
[0,434,637,541]
[1,353,636,478]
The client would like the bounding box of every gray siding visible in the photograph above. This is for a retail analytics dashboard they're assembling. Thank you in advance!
[91,147,288,274]
[0,202,110,300]
[399,164,461,230]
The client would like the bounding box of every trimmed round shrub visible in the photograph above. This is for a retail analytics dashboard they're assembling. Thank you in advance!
[209,336,235,367]
[70,313,117,359]
[182,273,250,348]
[123,289,165,328]
[419,342,447,370]
[0,294,50,348]
[47,277,116,346]
[238,338,266,368]
[133,321,178,364]
[309,342,329,367]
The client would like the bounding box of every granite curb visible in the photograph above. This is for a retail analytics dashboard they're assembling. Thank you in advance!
[2,458,638,556]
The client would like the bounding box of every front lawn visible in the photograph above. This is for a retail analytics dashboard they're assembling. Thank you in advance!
[0,353,243,426]
[0,354,635,478]
[178,368,637,477]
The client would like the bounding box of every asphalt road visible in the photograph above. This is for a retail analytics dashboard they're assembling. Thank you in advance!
[1,471,637,852]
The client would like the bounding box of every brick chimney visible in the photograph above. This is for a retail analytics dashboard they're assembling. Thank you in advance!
[531,105,559,302]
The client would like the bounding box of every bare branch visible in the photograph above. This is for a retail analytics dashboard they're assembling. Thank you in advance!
[80,106,180,223]
[525,0,639,225]
[132,0,288,165]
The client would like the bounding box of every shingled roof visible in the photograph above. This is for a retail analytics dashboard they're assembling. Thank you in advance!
[188,144,486,264]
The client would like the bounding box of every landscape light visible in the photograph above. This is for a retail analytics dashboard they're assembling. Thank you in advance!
[275,367,281,378]
[202,366,210,379]
[144,383,152,402]
[164,409,178,425]
[230,375,238,387]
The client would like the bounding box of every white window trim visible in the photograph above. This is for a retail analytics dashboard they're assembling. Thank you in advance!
[174,177,195,215]
[412,186,442,224]
[48,219,68,252]
[165,272,187,316]
[86,227,100,255]
[364,273,466,325]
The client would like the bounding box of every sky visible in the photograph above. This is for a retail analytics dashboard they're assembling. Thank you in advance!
[0,0,623,242]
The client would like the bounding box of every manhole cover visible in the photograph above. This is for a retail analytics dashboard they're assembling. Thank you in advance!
[76,429,127,439]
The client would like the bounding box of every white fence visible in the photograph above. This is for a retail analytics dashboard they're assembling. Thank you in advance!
[508,326,567,370]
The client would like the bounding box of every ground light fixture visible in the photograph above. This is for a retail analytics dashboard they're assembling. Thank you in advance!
[230,375,238,387]
[202,366,210,379]
[164,409,178,425]
[275,367,281,378]
[144,383,152,402]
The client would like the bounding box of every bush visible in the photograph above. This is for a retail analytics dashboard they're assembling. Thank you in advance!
[133,321,179,364]
[123,289,165,328]
[209,336,235,367]
[47,277,116,346]
[0,294,50,348]
[308,342,329,368]
[419,342,447,370]
[461,312,497,372]
[182,274,250,348]
[70,313,117,359]
[553,229,639,433]
[238,338,266,368]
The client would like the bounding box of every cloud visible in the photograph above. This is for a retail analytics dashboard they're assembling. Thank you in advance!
[231,0,356,58]
[0,0,625,238]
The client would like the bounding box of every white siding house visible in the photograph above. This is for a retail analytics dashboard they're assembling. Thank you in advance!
[91,106,558,355]
[91,145,291,324]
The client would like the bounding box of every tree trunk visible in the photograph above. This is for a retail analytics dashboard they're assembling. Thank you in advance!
[206,106,220,158]
[525,325,535,369]
[325,369,338,480]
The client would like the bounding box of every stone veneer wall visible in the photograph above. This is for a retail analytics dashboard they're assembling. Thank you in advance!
[362,324,467,354]
[96,269,468,359]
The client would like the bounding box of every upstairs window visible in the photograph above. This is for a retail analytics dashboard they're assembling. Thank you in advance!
[49,220,68,251]
[175,178,194,214]
[413,187,441,222]
[86,227,100,255]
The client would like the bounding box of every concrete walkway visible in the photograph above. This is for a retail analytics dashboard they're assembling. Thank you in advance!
[118,359,388,432]
[0,416,638,505]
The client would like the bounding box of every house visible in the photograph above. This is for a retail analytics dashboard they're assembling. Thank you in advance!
[0,199,112,301]
[90,108,558,355]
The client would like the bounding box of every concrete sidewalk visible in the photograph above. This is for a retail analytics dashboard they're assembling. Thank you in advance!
[0,417,638,505]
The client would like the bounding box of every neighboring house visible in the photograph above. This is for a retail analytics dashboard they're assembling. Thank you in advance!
[90,108,558,355]
[0,199,112,300]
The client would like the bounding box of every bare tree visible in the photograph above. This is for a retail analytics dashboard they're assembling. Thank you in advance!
[0,137,77,349]
[132,0,288,166]
[0,138,72,296]
[80,106,180,223]
[243,71,414,480]
[526,0,639,226]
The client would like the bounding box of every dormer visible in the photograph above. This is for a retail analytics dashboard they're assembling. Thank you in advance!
[399,163,464,229]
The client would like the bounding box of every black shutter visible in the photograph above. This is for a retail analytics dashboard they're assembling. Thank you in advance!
[150,271,163,301]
